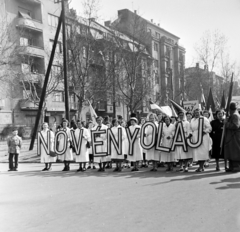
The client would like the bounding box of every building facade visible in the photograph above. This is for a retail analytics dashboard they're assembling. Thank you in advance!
[110,9,186,105]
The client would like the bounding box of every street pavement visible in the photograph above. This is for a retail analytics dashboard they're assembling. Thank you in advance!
[1,162,240,232]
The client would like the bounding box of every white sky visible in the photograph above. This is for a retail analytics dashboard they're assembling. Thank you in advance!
[69,0,240,72]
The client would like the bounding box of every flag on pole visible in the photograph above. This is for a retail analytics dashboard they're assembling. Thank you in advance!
[220,91,226,110]
[171,104,177,117]
[200,83,206,110]
[209,107,214,122]
[225,73,234,115]
[169,99,186,114]
[88,100,97,124]
[216,97,220,109]
[206,88,216,112]
[149,100,171,116]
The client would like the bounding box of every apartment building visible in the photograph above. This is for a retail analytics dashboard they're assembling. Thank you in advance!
[111,9,186,105]
[0,0,78,137]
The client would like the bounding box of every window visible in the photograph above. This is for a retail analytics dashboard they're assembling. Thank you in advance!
[155,32,160,39]
[21,63,30,74]
[51,65,62,78]
[148,28,152,34]
[98,101,105,111]
[154,42,158,52]
[154,60,158,68]
[23,90,31,99]
[48,14,59,27]
[66,24,71,37]
[49,40,62,53]
[20,37,29,46]
[53,92,64,102]
[165,46,171,58]
[18,7,32,18]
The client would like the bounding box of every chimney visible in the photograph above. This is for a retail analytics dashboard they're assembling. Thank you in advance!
[104,20,111,27]
[134,10,137,14]
[196,63,199,69]
[151,19,153,23]
[157,23,160,26]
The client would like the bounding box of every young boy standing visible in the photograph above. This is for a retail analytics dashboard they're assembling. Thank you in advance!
[7,128,22,171]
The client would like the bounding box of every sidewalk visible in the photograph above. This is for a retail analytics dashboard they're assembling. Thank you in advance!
[0,140,39,163]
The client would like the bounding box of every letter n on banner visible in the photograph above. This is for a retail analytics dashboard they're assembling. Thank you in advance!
[70,129,83,155]
[187,117,204,148]
[155,122,170,152]
[37,131,50,155]
[140,122,156,150]
[126,127,140,156]
[107,128,122,155]
[91,130,107,157]
[54,130,68,155]
[171,122,188,152]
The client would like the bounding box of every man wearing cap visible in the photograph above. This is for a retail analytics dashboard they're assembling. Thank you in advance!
[224,102,240,172]
[7,128,22,171]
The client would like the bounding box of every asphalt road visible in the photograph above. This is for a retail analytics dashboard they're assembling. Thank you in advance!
[1,162,240,232]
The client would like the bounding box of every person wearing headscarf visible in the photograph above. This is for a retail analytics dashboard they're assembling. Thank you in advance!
[189,108,212,172]
[145,113,159,171]
[40,122,56,171]
[210,109,225,171]
[224,102,240,172]
[58,119,73,171]
[127,113,143,171]
[160,116,176,171]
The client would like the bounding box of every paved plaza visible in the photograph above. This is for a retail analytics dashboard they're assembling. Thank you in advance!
[1,162,240,232]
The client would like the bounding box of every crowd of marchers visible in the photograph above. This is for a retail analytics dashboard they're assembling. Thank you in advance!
[6,102,240,173]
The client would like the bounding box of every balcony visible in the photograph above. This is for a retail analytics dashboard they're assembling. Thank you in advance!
[18,45,45,58]
[16,17,43,32]
[46,101,78,112]
[20,72,44,84]
[19,99,39,111]
[17,0,41,5]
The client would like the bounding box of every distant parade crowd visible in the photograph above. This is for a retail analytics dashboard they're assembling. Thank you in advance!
[7,102,240,173]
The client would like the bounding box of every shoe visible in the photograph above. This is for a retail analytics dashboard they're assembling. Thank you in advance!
[177,168,184,172]
[184,169,188,172]
[102,168,105,172]
[47,168,52,171]
[225,168,233,172]
[42,168,48,171]
[82,168,86,172]
[131,168,136,172]
[113,168,119,172]
[216,167,220,171]
[204,163,209,168]
[93,166,96,169]
[62,167,67,171]
[8,169,13,171]
[165,168,170,172]
[118,168,122,172]
[135,168,139,171]
[150,168,154,171]
[76,168,82,172]
[105,165,110,169]
[145,164,148,168]
[87,166,91,169]
[98,168,102,172]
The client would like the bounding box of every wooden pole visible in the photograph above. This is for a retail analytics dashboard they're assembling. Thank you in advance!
[62,0,70,121]
[29,11,63,150]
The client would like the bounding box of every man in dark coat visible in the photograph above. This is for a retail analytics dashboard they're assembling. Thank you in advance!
[224,102,240,172]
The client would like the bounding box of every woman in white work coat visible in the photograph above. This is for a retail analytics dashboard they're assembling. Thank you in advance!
[58,119,73,171]
[190,108,212,172]
[74,120,91,172]
[40,122,56,171]
[160,116,176,171]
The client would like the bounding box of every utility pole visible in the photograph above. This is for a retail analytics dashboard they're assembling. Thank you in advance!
[29,11,63,150]
[61,0,70,120]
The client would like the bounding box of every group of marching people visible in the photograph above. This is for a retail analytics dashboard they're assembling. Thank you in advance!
[39,106,229,173]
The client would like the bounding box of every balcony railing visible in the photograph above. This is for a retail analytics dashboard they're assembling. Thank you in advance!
[16,17,43,32]
[46,101,78,112]
[18,45,45,58]
[19,99,39,110]
[20,73,44,84]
